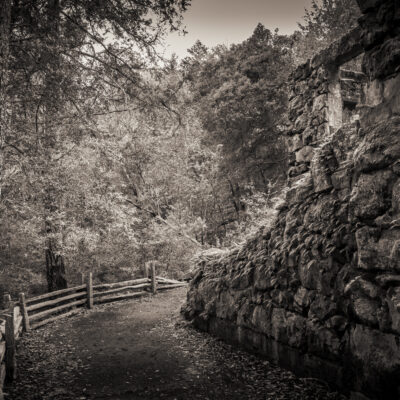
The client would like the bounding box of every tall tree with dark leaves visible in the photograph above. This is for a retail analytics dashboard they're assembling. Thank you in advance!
[183,25,293,238]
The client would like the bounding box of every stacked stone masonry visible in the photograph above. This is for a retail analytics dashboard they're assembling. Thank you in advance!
[183,1,400,399]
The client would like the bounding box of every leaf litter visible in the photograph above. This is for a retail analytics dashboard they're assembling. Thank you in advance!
[6,288,347,399]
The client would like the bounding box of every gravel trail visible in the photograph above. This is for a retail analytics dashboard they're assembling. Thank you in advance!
[6,287,346,400]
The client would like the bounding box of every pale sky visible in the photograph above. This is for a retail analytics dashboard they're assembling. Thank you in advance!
[163,0,313,58]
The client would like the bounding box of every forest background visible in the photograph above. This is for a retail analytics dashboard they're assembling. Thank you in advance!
[0,0,360,301]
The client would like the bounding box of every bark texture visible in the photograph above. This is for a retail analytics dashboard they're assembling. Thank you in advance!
[46,249,67,292]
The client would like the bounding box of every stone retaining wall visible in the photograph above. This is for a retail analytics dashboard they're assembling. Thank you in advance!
[183,1,400,399]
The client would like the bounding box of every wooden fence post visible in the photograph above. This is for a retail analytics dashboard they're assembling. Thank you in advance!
[5,304,16,383]
[86,272,93,309]
[18,293,30,332]
[150,262,157,295]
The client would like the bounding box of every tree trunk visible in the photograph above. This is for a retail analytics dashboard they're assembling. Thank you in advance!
[46,247,67,292]
[43,0,67,294]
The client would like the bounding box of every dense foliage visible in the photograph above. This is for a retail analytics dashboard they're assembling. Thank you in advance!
[185,25,292,189]
[0,0,360,301]
[0,0,190,296]
[293,0,360,64]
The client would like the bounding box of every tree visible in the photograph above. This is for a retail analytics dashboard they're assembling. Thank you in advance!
[0,0,12,203]
[184,25,291,221]
[189,25,291,187]
[293,0,361,64]
[0,0,189,291]
[157,25,293,247]
[1,0,364,299]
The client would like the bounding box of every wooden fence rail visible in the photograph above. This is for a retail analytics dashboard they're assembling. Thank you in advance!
[0,273,187,399]
[93,277,149,290]
[25,285,86,305]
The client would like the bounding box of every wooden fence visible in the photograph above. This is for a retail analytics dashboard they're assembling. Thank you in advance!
[0,271,187,399]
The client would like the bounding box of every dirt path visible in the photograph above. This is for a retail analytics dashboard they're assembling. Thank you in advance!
[6,288,347,400]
